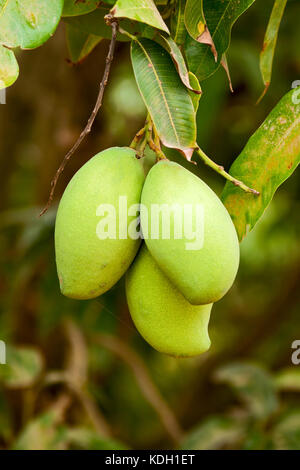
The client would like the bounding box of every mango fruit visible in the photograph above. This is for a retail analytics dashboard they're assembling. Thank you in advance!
[140,161,239,305]
[55,147,144,299]
[126,245,212,357]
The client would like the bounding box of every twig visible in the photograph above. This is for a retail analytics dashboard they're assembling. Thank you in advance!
[43,370,112,437]
[95,333,183,444]
[196,146,260,195]
[64,319,112,437]
[130,125,147,149]
[148,140,167,160]
[40,21,118,216]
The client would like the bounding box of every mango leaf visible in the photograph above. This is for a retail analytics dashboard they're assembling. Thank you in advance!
[185,0,255,82]
[62,0,99,17]
[275,368,300,392]
[221,89,300,241]
[0,45,19,89]
[258,0,288,102]
[65,428,128,450]
[111,0,169,33]
[181,416,243,450]
[131,38,197,159]
[64,8,134,42]
[188,72,201,112]
[12,400,68,450]
[156,34,201,94]
[184,0,216,60]
[214,363,278,419]
[0,0,64,49]
[0,345,43,388]
[66,24,102,64]
[271,411,300,450]
[170,0,187,45]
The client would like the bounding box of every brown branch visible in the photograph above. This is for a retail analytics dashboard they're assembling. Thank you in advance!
[95,333,183,445]
[40,21,118,216]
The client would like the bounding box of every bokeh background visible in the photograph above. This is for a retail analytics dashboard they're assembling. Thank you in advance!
[0,0,300,450]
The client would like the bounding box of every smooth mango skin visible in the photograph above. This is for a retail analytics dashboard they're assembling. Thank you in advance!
[55,147,144,299]
[141,161,240,305]
[126,245,212,357]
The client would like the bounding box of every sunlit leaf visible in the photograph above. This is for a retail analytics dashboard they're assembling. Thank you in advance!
[271,411,300,450]
[111,0,169,33]
[258,0,288,102]
[0,0,64,49]
[214,363,278,419]
[182,416,243,450]
[158,35,201,94]
[0,45,19,89]
[0,346,43,389]
[185,0,255,82]
[170,0,187,45]
[12,400,68,450]
[221,89,300,241]
[131,38,197,159]
[275,368,300,392]
[65,24,102,64]
[188,72,201,112]
[185,0,216,60]
[62,0,99,17]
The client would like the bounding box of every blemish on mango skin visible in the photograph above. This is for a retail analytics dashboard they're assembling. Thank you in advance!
[278,116,287,125]
[26,12,37,28]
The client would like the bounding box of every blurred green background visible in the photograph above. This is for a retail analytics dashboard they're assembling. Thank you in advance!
[0,0,300,450]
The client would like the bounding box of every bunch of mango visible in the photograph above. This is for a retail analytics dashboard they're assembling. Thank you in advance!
[55,147,239,357]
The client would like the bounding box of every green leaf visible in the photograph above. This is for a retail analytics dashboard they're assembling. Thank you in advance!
[258,0,288,101]
[185,0,255,82]
[131,38,197,159]
[66,24,102,64]
[181,416,243,450]
[275,368,300,392]
[65,428,129,450]
[0,0,64,49]
[62,0,99,17]
[151,33,201,93]
[221,89,300,241]
[188,71,201,112]
[111,0,169,34]
[64,8,133,42]
[214,363,278,419]
[0,345,43,388]
[184,0,216,59]
[12,403,67,450]
[0,45,19,89]
[271,411,300,450]
[170,0,187,45]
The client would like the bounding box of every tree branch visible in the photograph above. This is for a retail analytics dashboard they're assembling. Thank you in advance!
[95,333,183,445]
[40,21,118,216]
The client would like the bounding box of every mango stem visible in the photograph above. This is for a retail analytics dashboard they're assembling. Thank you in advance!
[196,146,260,195]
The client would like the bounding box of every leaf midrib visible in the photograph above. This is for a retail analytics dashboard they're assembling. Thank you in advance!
[135,39,180,146]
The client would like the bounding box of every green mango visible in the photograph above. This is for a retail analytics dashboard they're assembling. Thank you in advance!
[126,245,212,357]
[55,147,145,299]
[140,161,240,305]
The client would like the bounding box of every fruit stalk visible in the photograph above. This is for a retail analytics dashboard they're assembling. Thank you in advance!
[196,146,260,195]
